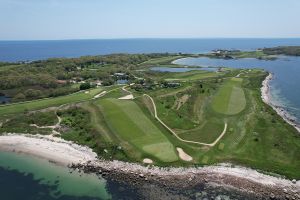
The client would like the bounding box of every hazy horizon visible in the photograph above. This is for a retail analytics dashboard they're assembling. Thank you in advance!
[1,37,300,42]
[0,0,299,40]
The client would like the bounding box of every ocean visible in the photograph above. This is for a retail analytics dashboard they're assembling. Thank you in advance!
[1,38,300,62]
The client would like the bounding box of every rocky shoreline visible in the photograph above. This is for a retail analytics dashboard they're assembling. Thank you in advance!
[0,134,299,199]
[71,161,299,199]
[261,73,300,133]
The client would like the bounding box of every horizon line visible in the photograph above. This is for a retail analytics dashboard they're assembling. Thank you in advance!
[1,37,300,42]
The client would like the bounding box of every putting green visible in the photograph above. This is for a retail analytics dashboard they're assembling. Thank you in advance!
[98,98,178,162]
[212,78,246,115]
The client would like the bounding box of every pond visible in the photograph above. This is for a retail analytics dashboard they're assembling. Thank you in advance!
[116,79,128,84]
[0,94,11,104]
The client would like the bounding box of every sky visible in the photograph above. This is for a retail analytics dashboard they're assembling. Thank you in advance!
[0,0,299,40]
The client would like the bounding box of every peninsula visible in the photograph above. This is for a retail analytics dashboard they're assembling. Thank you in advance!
[0,48,299,199]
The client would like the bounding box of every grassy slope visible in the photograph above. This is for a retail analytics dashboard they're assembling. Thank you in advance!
[98,98,178,162]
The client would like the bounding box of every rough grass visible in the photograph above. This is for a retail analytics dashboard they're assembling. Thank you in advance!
[212,78,246,115]
[0,111,57,135]
[98,98,178,162]
[81,102,114,143]
[177,120,224,144]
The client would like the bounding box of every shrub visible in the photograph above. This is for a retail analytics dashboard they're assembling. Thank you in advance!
[79,82,91,90]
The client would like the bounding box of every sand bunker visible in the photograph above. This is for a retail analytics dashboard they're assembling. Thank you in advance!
[118,94,134,100]
[143,158,153,164]
[176,147,193,161]
[93,91,107,99]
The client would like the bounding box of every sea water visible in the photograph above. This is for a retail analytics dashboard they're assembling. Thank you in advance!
[0,151,111,200]
[1,38,300,62]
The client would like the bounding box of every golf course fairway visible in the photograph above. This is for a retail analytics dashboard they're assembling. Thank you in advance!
[98,98,179,162]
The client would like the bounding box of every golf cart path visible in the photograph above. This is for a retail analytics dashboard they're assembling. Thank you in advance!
[143,94,227,147]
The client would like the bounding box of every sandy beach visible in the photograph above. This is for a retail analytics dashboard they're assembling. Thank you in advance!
[261,73,300,132]
[0,133,299,198]
[0,134,97,166]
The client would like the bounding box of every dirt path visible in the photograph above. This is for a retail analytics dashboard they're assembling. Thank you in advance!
[30,108,62,135]
[143,94,227,147]
[122,85,132,94]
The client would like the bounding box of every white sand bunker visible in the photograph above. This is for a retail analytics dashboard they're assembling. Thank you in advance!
[93,91,107,99]
[143,158,153,164]
[118,94,134,100]
[176,147,193,161]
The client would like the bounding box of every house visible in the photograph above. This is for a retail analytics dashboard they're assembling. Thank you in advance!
[114,72,126,77]
[94,80,102,87]
[166,82,181,88]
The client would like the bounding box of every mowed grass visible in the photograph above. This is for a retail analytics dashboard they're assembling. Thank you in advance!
[98,98,178,162]
[0,88,103,116]
[212,78,246,115]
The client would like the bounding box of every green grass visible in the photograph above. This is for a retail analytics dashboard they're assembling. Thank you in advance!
[98,98,178,162]
[0,88,103,116]
[211,78,246,115]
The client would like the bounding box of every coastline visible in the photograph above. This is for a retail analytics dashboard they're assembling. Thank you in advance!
[0,134,299,199]
[261,73,300,132]
[0,134,97,166]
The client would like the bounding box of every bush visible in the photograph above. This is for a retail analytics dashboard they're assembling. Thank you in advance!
[24,89,42,98]
[79,82,91,90]
[14,93,26,100]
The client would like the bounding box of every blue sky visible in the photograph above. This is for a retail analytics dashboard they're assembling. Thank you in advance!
[0,0,299,40]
